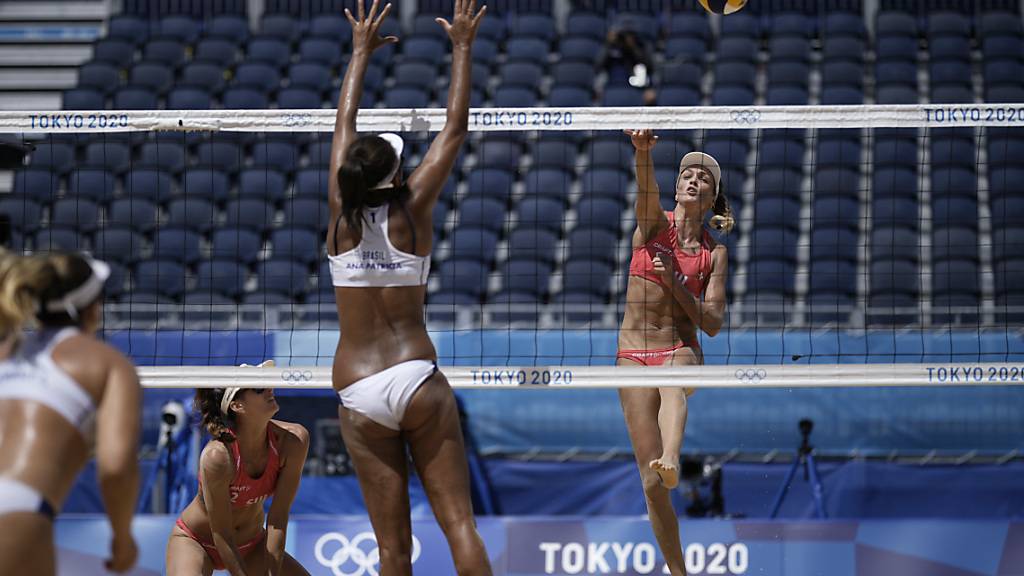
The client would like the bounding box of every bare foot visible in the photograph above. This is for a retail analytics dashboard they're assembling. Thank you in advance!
[649,458,679,489]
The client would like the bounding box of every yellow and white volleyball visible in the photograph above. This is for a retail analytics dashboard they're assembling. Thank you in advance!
[698,0,747,14]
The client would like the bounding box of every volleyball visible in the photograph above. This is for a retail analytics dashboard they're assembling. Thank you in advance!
[698,0,747,14]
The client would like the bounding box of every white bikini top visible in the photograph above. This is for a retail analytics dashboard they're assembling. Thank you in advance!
[329,204,431,287]
[0,327,96,441]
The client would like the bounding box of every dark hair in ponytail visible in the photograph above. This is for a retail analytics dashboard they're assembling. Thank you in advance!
[194,388,236,444]
[337,135,400,234]
[709,189,735,233]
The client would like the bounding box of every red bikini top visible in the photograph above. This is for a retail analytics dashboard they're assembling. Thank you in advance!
[200,426,281,509]
[629,212,716,297]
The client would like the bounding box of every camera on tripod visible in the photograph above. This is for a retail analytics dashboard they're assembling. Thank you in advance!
[770,418,827,519]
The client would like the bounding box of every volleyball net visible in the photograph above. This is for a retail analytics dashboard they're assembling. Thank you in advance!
[2,104,1023,385]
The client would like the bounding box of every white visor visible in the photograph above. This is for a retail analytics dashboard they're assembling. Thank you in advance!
[43,257,110,319]
[371,133,405,190]
[679,151,722,199]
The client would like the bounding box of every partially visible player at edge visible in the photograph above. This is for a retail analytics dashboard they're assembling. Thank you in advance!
[326,0,493,575]
[0,250,141,575]
[618,129,733,576]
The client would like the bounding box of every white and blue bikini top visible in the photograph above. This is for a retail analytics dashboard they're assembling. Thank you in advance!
[0,327,96,441]
[329,204,431,287]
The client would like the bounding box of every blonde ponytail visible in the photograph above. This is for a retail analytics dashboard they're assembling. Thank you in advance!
[0,251,53,338]
[709,191,735,233]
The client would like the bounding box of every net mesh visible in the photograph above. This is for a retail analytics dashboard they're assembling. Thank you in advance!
[2,105,1023,371]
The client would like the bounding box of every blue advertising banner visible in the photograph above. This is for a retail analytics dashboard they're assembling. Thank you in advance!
[54,516,1024,576]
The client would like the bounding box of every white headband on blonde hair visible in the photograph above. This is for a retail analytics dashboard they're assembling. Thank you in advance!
[221,360,275,415]
[43,258,110,320]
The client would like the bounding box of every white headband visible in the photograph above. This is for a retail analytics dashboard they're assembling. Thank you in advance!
[220,387,242,416]
[370,133,405,190]
[43,258,110,320]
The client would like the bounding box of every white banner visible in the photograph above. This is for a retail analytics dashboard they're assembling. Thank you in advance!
[138,363,1024,389]
[3,103,1024,133]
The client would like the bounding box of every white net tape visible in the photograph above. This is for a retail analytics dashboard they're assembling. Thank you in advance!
[1,103,1021,133]
[139,363,1024,389]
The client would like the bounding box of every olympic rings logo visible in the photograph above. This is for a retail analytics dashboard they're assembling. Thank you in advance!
[280,370,314,382]
[730,109,761,125]
[734,368,767,383]
[282,113,313,128]
[314,532,422,576]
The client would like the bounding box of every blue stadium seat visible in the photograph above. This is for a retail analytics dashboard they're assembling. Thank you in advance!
[29,143,75,174]
[458,197,506,232]
[195,142,243,175]
[992,227,1024,265]
[182,168,230,203]
[816,139,861,167]
[465,168,515,204]
[299,38,343,67]
[995,258,1024,298]
[206,14,250,44]
[488,290,541,324]
[222,88,270,109]
[714,61,757,90]
[823,37,864,63]
[656,87,700,106]
[579,168,631,204]
[929,60,971,87]
[500,62,544,89]
[246,37,291,69]
[757,140,802,169]
[436,259,489,300]
[78,63,120,95]
[271,227,320,266]
[567,227,618,265]
[602,87,645,107]
[768,37,810,64]
[33,228,84,252]
[253,141,300,174]
[720,11,760,38]
[875,36,918,63]
[91,39,135,69]
[754,196,801,229]
[701,139,749,170]
[166,197,216,233]
[659,61,703,90]
[237,168,287,203]
[825,12,867,38]
[982,37,1022,64]
[811,226,858,262]
[13,168,58,203]
[932,227,979,261]
[930,166,976,198]
[67,168,116,203]
[987,137,1024,168]
[167,87,212,109]
[562,260,614,300]
[767,61,810,88]
[932,259,979,300]
[766,86,809,105]
[932,196,978,229]
[586,139,632,170]
[501,259,553,298]
[531,140,578,169]
[990,196,1024,230]
[124,169,175,204]
[293,168,327,198]
[158,15,200,45]
[305,141,332,168]
[873,167,918,198]
[258,259,309,298]
[472,37,498,65]
[506,38,548,63]
[750,227,799,263]
[929,37,971,62]
[152,226,202,264]
[979,11,1023,37]
[283,197,329,233]
[813,195,860,229]
[561,37,603,64]
[507,227,559,264]
[745,259,796,296]
[875,61,917,88]
[63,88,105,110]
[821,62,863,89]
[719,37,758,62]
[392,62,436,90]
[137,140,186,173]
[565,12,606,41]
[0,196,43,234]
[873,137,917,167]
[106,197,157,232]
[210,227,262,264]
[983,59,1023,89]
[142,39,186,69]
[260,13,301,42]
[872,226,919,262]
[756,167,803,198]
[551,62,595,89]
[612,12,658,45]
[493,86,538,108]
[193,39,237,67]
[546,86,591,107]
[195,260,248,300]
[809,259,857,295]
[448,227,499,266]
[870,259,919,299]
[989,85,1024,103]
[234,62,281,94]
[772,12,812,38]
[927,12,970,38]
[385,87,430,108]
[225,198,275,232]
[105,14,148,45]
[509,14,556,42]
[711,86,755,106]
[92,227,143,265]
[516,197,565,234]
[876,85,918,104]
[876,11,917,38]
[288,62,331,92]
[277,88,321,109]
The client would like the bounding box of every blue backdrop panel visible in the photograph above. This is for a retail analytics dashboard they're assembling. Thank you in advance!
[105,329,275,366]
[54,516,1024,575]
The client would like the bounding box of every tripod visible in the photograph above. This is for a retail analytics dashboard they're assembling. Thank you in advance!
[769,419,827,519]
